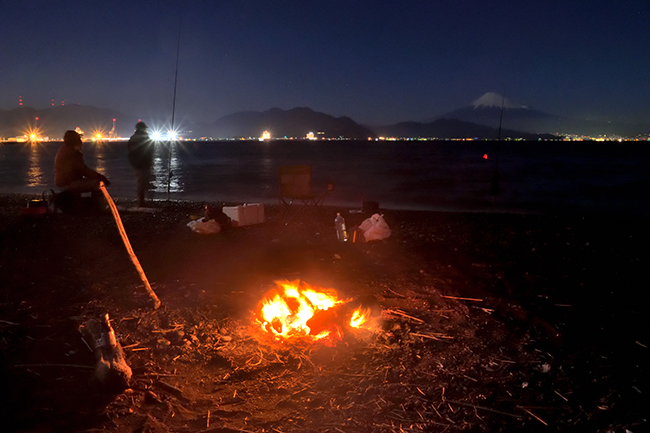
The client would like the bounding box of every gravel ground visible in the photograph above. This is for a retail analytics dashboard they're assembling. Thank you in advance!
[1,193,648,432]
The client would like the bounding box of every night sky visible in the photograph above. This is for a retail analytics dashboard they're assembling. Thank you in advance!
[2,0,649,126]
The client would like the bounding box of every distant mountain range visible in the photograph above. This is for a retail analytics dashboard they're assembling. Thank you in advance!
[206,107,375,139]
[372,118,555,141]
[432,92,650,137]
[2,93,648,140]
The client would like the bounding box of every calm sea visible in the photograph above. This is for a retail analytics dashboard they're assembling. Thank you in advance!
[1,140,649,216]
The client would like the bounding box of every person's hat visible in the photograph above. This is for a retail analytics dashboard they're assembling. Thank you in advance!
[135,121,148,130]
[63,130,81,145]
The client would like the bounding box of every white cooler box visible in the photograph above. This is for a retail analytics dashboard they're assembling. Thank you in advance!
[223,203,265,227]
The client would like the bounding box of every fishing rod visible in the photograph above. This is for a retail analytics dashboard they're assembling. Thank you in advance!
[167,19,182,199]
[491,94,504,196]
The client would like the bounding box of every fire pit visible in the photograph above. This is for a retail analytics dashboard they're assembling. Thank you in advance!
[255,280,376,346]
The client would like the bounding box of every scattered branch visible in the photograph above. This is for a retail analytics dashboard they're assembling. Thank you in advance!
[411,332,454,341]
[518,406,548,426]
[445,399,522,419]
[441,295,483,302]
[384,309,425,323]
[385,288,407,298]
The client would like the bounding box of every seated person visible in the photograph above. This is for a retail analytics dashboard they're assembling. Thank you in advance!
[54,130,110,193]
[54,130,110,212]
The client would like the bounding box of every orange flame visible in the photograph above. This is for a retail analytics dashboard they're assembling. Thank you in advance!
[256,280,370,345]
[350,307,372,328]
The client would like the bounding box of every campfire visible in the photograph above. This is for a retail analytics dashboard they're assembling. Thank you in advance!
[255,280,375,346]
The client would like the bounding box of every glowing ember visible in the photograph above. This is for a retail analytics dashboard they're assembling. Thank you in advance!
[256,280,371,344]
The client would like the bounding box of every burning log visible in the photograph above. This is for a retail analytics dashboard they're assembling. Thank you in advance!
[256,280,380,345]
[306,304,345,337]
[79,313,132,393]
[306,295,380,337]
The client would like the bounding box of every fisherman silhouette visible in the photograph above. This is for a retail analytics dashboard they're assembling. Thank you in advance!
[128,121,155,207]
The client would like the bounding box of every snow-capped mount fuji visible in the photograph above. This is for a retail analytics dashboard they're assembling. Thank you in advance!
[470,92,529,110]
[372,92,557,139]
[436,92,558,134]
[435,92,649,137]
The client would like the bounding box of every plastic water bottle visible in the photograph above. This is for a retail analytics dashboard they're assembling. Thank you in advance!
[335,213,348,241]
[100,313,117,349]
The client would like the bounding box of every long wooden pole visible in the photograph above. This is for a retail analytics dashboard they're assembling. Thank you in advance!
[99,182,161,309]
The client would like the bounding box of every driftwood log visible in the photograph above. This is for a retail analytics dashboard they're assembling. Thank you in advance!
[79,313,132,392]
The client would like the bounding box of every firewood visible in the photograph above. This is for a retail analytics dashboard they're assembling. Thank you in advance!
[306,295,380,336]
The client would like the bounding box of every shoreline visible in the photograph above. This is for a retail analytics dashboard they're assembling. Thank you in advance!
[3,190,647,219]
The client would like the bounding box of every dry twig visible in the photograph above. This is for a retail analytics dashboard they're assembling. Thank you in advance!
[385,288,407,298]
[384,309,425,323]
[411,332,453,341]
[518,406,548,425]
[441,295,483,302]
[445,399,521,419]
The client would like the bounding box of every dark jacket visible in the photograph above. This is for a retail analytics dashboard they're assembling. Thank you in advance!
[54,144,104,188]
[128,130,155,170]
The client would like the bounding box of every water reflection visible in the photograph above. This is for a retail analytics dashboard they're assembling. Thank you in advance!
[27,143,44,187]
[259,143,274,194]
[3,140,647,216]
[152,141,183,194]
[93,140,107,175]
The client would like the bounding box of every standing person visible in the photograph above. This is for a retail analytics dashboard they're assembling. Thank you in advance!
[55,130,110,193]
[128,121,155,207]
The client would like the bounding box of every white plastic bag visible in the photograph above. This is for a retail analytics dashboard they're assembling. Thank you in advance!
[360,213,391,241]
[187,217,221,234]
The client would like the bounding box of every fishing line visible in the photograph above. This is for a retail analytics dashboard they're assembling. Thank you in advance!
[167,17,183,199]
[491,93,505,196]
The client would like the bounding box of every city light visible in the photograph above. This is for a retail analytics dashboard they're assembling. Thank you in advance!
[24,127,43,142]
[149,128,180,141]
[90,128,106,141]
[260,130,271,141]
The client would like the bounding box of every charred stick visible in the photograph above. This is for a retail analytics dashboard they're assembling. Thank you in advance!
[445,399,521,419]
[441,295,483,302]
[155,380,185,398]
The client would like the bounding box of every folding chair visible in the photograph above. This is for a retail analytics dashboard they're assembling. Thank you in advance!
[278,164,332,228]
